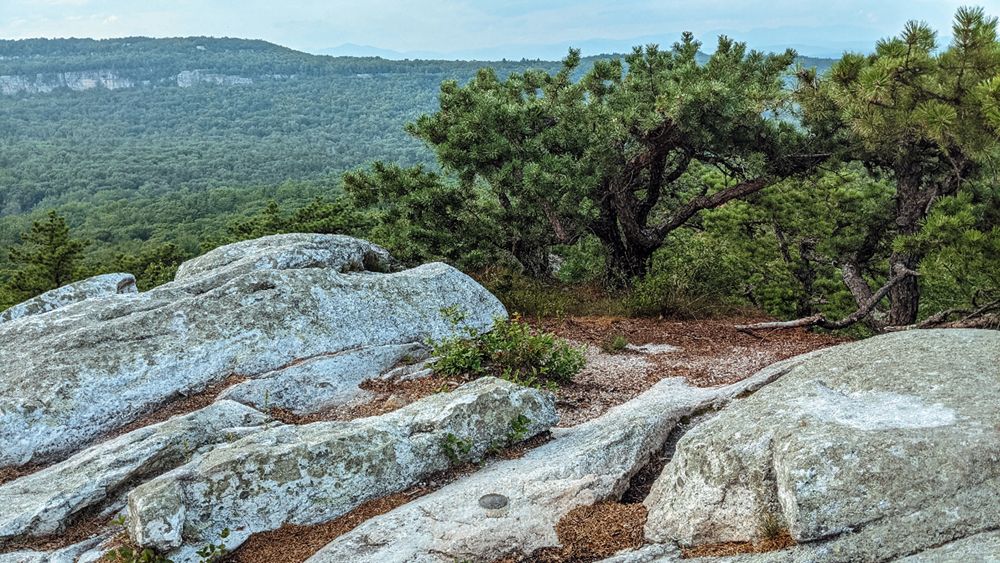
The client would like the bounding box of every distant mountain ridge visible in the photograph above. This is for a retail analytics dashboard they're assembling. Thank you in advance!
[315,23,892,61]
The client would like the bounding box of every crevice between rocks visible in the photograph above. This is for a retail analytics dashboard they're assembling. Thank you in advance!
[621,406,720,506]
[494,405,726,563]
[96,374,250,444]
[0,463,50,488]
[0,374,251,484]
[0,503,114,555]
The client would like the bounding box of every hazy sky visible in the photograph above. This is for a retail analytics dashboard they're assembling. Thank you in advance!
[0,0,976,55]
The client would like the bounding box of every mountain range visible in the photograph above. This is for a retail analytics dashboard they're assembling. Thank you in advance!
[314,24,919,61]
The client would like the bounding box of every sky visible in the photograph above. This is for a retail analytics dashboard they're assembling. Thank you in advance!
[0,0,980,58]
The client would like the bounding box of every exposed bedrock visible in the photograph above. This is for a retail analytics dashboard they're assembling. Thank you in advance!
[642,329,1000,563]
[127,377,557,562]
[0,234,505,467]
[304,352,824,563]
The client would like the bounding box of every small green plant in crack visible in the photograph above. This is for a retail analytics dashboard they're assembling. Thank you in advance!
[261,388,275,424]
[400,353,416,365]
[104,514,173,563]
[600,333,629,354]
[486,439,503,456]
[440,433,473,465]
[506,414,532,443]
[195,528,230,563]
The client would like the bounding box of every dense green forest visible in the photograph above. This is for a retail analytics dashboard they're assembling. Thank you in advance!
[2,15,995,336]
[0,37,624,284]
[0,38,599,214]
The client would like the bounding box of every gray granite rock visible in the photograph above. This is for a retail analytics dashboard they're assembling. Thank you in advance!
[303,352,826,563]
[0,400,268,541]
[127,377,556,562]
[173,233,395,293]
[216,343,431,414]
[598,529,1000,563]
[893,529,1000,562]
[644,329,1000,563]
[0,234,505,467]
[0,273,135,325]
[0,532,113,563]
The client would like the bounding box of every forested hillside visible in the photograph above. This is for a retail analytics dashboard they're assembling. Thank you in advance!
[0,37,599,213]
[21,29,983,337]
[0,37,633,277]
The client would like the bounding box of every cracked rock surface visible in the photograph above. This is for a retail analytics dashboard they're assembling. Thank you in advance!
[0,234,505,467]
[0,400,268,541]
[643,329,1000,563]
[304,352,823,563]
[128,377,557,563]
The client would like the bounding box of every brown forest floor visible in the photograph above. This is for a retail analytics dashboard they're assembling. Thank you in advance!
[0,315,849,562]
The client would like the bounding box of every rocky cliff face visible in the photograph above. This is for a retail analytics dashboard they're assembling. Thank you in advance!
[0,70,135,95]
[0,69,253,95]
[176,70,253,87]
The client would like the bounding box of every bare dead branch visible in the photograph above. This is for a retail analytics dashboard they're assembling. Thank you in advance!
[736,314,824,332]
[915,300,1000,329]
[736,266,920,333]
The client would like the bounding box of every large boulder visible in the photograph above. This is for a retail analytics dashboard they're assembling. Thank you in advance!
[643,329,1000,562]
[127,377,557,562]
[0,234,506,467]
[0,400,268,541]
[0,273,135,325]
[305,352,827,563]
[172,233,394,292]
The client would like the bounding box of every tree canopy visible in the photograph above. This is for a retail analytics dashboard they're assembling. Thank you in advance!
[349,34,824,284]
[1,210,89,306]
[792,6,1000,329]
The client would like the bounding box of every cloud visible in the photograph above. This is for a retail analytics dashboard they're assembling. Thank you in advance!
[103,15,117,24]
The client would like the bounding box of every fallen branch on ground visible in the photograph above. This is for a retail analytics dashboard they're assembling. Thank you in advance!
[735,266,919,333]
[913,300,1000,329]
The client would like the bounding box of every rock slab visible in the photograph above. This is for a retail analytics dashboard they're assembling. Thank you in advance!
[0,234,506,467]
[644,329,1000,563]
[216,343,430,414]
[305,352,827,563]
[0,400,268,540]
[0,273,135,325]
[127,377,557,562]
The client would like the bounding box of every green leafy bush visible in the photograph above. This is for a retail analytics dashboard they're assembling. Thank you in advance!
[470,266,628,318]
[626,230,759,318]
[428,307,586,388]
[195,528,230,563]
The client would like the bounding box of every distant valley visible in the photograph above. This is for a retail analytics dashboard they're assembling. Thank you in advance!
[0,36,834,275]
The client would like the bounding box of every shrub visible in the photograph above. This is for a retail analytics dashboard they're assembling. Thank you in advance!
[469,266,628,318]
[428,308,586,388]
[626,231,761,319]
